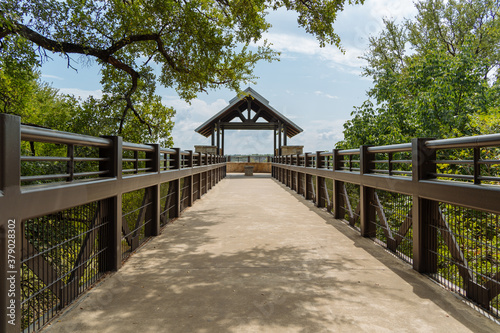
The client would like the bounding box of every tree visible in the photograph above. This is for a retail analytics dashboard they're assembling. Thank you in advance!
[338,0,500,149]
[1,0,363,138]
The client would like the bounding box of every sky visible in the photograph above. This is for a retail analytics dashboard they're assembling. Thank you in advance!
[39,0,418,155]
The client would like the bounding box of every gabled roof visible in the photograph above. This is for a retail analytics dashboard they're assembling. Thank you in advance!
[195,87,303,138]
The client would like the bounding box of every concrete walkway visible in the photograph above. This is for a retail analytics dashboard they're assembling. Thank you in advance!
[43,174,498,333]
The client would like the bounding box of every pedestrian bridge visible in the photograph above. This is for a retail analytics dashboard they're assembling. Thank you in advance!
[1,113,500,332]
[41,174,497,333]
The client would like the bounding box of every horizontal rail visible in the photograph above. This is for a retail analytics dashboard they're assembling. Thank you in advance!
[367,143,412,153]
[338,149,360,155]
[433,160,474,165]
[21,125,111,147]
[122,158,152,162]
[160,148,176,154]
[426,133,500,149]
[122,142,155,152]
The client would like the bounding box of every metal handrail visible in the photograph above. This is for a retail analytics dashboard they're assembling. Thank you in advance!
[367,143,412,153]
[21,125,111,147]
[426,133,500,149]
[122,142,155,152]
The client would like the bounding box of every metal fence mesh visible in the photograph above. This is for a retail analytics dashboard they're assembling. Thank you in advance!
[429,203,500,318]
[121,188,153,259]
[21,200,109,332]
[371,190,413,264]
[339,182,360,229]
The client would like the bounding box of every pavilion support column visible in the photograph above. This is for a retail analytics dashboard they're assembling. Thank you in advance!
[217,121,221,155]
[221,127,225,156]
[273,127,277,156]
[283,124,287,146]
[278,121,282,156]
[211,126,215,146]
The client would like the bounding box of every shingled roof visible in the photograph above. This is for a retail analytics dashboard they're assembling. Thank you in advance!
[195,87,303,137]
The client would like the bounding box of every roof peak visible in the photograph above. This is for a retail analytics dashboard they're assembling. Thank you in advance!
[195,87,302,138]
[229,87,269,105]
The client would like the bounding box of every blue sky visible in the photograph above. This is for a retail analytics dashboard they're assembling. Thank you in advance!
[40,0,417,154]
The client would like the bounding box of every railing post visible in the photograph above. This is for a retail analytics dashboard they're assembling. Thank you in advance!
[204,153,208,194]
[315,151,325,207]
[295,154,300,194]
[145,144,161,236]
[187,151,194,207]
[277,156,281,183]
[271,156,275,178]
[304,153,313,200]
[281,156,285,184]
[360,145,376,238]
[173,148,181,217]
[99,136,123,272]
[0,114,21,333]
[332,149,341,219]
[412,138,438,273]
[197,153,202,198]
[286,155,291,187]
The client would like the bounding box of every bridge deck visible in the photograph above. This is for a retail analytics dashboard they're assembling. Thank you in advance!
[43,174,497,332]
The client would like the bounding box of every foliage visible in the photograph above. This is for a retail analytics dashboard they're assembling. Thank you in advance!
[1,0,363,137]
[0,36,38,113]
[338,0,500,149]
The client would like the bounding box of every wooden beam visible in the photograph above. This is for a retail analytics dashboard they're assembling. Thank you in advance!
[252,109,262,122]
[220,123,277,130]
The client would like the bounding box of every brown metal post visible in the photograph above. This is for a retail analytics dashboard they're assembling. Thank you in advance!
[204,153,209,193]
[67,144,75,182]
[360,146,376,237]
[145,144,161,237]
[412,138,438,273]
[473,147,480,185]
[295,154,300,194]
[285,156,289,187]
[315,151,323,207]
[187,151,194,207]
[173,148,181,218]
[99,136,123,271]
[197,154,202,199]
[304,152,312,200]
[0,114,21,197]
[332,149,341,219]
[305,174,313,201]
[0,114,21,332]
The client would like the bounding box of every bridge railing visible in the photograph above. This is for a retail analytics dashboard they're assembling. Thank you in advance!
[273,135,500,319]
[227,155,272,163]
[0,114,226,333]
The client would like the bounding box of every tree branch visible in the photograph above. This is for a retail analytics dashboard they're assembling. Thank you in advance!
[9,20,164,134]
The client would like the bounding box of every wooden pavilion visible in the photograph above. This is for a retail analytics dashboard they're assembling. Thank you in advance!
[195,87,303,155]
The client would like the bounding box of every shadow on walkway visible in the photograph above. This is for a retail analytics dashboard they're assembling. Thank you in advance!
[43,174,498,333]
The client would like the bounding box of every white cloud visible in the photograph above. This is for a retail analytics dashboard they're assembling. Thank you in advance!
[314,91,339,99]
[164,97,228,150]
[261,32,366,71]
[58,88,103,99]
[293,119,347,152]
[255,0,417,75]
[42,74,63,80]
